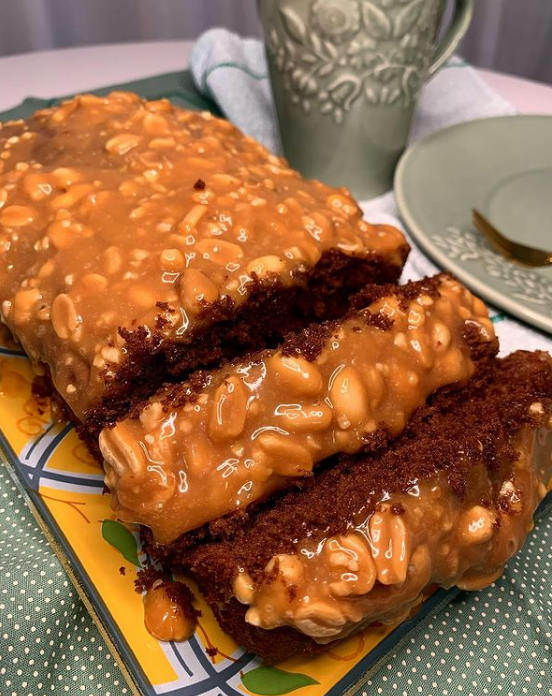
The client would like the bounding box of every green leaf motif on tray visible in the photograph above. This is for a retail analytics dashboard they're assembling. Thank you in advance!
[242,666,319,695]
[101,519,140,566]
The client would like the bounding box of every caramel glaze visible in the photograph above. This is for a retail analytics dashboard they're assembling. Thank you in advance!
[0,92,406,423]
[162,350,552,663]
[143,579,197,642]
[236,422,551,642]
[99,276,496,542]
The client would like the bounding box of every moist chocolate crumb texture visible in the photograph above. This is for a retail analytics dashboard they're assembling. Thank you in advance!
[0,92,408,435]
[172,351,552,663]
[99,274,497,543]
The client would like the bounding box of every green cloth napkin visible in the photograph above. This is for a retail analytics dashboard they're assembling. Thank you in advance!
[0,69,551,696]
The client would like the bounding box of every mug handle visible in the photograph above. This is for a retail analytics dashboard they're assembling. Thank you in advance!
[428,0,474,76]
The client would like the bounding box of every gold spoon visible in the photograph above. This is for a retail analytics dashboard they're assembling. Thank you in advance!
[472,208,552,268]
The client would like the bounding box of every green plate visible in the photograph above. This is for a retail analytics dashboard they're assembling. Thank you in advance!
[395,115,552,334]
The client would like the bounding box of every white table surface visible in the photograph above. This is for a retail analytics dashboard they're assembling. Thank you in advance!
[0,41,552,115]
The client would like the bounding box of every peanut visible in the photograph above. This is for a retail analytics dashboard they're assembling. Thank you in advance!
[128,285,158,309]
[73,274,107,297]
[160,248,185,272]
[146,98,172,113]
[247,255,286,277]
[101,346,122,365]
[284,242,322,265]
[12,288,41,325]
[209,376,248,442]
[408,329,435,369]
[293,602,348,638]
[143,113,169,135]
[179,269,218,312]
[149,137,176,149]
[211,173,241,187]
[49,183,94,211]
[325,533,376,598]
[364,366,386,409]
[179,205,207,229]
[431,320,452,351]
[37,260,55,279]
[99,424,145,478]
[255,433,313,477]
[233,571,255,605]
[0,205,35,227]
[182,437,212,477]
[23,173,54,201]
[143,580,196,642]
[195,239,244,266]
[330,366,369,430]
[274,402,333,432]
[267,355,323,397]
[52,167,83,188]
[51,294,78,339]
[369,506,411,585]
[47,220,77,250]
[265,554,304,586]
[103,246,123,275]
[138,402,164,432]
[459,505,495,545]
[105,133,142,155]
[49,99,78,124]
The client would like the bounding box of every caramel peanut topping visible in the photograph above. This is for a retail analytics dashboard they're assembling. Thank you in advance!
[239,421,552,642]
[100,276,495,542]
[0,92,406,419]
[143,579,197,642]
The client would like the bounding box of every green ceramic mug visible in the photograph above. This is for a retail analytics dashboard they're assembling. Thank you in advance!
[258,0,474,199]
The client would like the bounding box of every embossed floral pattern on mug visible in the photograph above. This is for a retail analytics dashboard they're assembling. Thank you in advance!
[267,0,443,123]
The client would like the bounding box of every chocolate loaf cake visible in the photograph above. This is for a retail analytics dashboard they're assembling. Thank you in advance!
[99,274,497,543]
[0,92,408,446]
[158,350,552,663]
[2,93,549,666]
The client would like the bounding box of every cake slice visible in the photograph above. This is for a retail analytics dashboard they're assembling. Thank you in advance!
[0,92,408,446]
[162,350,552,663]
[99,274,497,543]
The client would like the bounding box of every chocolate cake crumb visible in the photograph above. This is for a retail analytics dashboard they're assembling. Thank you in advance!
[350,275,444,313]
[362,310,394,331]
[135,567,168,593]
[281,321,336,362]
[161,580,199,621]
[193,178,206,190]
[31,374,52,401]
[119,567,126,576]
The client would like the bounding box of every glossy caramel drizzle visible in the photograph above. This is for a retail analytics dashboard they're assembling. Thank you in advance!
[236,420,552,642]
[0,92,406,419]
[100,276,495,542]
